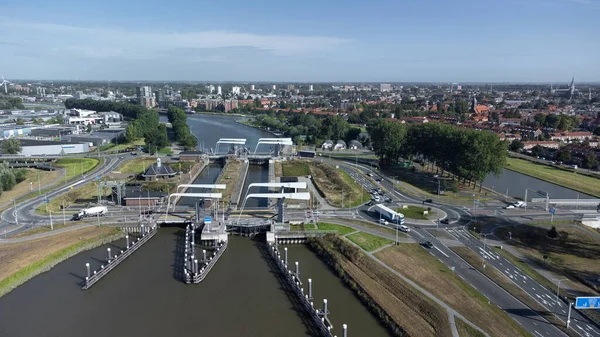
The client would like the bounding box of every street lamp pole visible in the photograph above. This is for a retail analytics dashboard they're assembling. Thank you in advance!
[13,199,18,227]
[395,218,399,245]
[554,278,568,318]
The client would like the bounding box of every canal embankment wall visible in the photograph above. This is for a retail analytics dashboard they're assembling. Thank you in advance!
[230,160,249,210]
[173,160,209,205]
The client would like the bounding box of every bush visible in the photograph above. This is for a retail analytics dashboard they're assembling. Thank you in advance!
[547,226,558,239]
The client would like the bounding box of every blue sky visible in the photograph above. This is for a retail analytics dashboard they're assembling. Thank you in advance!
[0,0,599,82]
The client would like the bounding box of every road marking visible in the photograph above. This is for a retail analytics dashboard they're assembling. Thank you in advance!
[534,330,543,337]
[434,246,449,258]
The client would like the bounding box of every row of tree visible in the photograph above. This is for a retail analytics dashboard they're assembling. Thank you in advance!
[0,162,27,195]
[167,106,197,149]
[65,98,168,153]
[368,120,507,189]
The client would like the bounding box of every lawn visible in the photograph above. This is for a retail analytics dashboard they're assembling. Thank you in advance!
[337,218,407,237]
[493,224,600,298]
[308,161,370,207]
[114,158,157,174]
[312,222,355,235]
[36,182,111,215]
[347,232,393,252]
[281,161,310,176]
[376,244,532,337]
[455,318,486,337]
[452,247,578,336]
[102,139,145,153]
[289,223,317,231]
[396,205,433,220]
[158,147,173,155]
[54,158,99,180]
[505,157,600,198]
[215,160,242,204]
[0,169,60,206]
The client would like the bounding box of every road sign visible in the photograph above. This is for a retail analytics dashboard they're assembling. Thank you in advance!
[204,216,212,224]
[96,176,100,180]
[549,207,556,215]
[575,297,600,309]
[537,190,548,197]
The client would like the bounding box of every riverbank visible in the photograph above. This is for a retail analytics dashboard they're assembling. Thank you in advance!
[505,157,600,198]
[307,234,451,337]
[0,227,123,298]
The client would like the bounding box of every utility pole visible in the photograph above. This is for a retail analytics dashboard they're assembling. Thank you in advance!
[50,210,53,230]
[13,199,18,227]
[62,199,66,226]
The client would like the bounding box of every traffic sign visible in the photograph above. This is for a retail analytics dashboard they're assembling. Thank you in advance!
[96,176,100,180]
[204,216,212,224]
[549,207,556,215]
[575,297,600,309]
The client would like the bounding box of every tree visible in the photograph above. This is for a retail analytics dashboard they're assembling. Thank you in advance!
[556,148,572,163]
[15,118,24,125]
[490,111,500,124]
[531,145,545,158]
[0,138,21,154]
[583,152,598,169]
[509,139,524,152]
[86,124,92,133]
[547,226,558,239]
[594,126,600,136]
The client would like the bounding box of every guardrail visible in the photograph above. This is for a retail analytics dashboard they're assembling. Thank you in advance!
[531,198,600,205]
[82,225,157,290]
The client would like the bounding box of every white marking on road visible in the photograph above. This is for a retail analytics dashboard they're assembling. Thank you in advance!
[534,330,543,337]
[434,246,449,258]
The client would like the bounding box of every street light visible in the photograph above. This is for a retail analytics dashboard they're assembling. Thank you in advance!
[554,278,568,318]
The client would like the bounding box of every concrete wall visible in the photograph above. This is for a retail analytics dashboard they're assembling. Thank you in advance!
[125,198,161,207]
[20,143,89,155]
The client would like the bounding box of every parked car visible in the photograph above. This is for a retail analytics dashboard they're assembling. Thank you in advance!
[441,218,450,224]
[422,241,434,248]
[71,214,82,221]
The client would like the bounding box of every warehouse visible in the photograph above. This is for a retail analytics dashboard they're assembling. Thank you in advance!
[0,139,90,155]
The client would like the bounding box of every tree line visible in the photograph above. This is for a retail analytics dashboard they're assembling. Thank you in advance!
[0,162,27,195]
[167,106,198,150]
[65,98,168,153]
[368,120,507,190]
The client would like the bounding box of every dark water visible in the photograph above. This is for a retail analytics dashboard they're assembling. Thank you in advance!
[177,163,223,207]
[0,230,389,337]
[483,168,593,200]
[241,164,270,209]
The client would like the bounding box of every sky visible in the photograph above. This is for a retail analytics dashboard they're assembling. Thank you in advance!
[0,0,599,82]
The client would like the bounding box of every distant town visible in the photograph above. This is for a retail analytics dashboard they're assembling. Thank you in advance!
[0,78,598,169]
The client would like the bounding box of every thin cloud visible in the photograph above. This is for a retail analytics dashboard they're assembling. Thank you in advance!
[0,18,351,60]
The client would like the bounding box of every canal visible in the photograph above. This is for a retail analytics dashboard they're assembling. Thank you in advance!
[482,168,593,200]
[0,230,389,337]
[0,114,391,337]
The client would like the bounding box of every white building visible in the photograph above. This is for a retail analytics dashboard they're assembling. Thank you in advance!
[70,109,96,117]
[232,86,241,95]
[217,86,222,96]
[380,83,391,92]
[272,85,276,90]
[250,84,255,90]
[309,85,313,91]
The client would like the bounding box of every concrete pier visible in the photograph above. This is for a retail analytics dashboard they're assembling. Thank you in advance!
[268,243,345,336]
[83,226,157,290]
[183,225,228,284]
[267,230,339,245]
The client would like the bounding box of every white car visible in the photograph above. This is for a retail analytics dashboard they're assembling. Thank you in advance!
[373,196,381,202]
[505,205,515,209]
[379,219,389,225]
[398,225,410,232]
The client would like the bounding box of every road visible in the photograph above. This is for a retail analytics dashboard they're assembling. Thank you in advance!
[325,158,600,337]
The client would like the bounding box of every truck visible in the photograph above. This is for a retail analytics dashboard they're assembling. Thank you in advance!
[374,204,405,224]
[78,206,108,217]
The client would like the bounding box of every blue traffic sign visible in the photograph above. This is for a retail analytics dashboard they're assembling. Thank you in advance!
[575,297,600,309]
[549,207,556,215]
[204,216,212,224]
[96,176,100,180]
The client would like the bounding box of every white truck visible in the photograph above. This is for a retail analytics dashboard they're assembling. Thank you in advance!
[78,206,108,217]
[374,204,405,224]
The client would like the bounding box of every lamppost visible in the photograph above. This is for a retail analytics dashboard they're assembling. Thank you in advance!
[13,199,18,227]
[481,232,492,269]
[395,218,399,245]
[553,278,568,318]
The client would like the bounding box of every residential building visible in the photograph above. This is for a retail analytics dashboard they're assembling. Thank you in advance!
[136,86,152,97]
[380,83,391,92]
[232,86,241,95]
[142,159,176,181]
[217,86,222,96]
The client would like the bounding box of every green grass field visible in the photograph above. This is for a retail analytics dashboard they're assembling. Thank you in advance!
[347,232,393,252]
[281,161,310,176]
[54,158,99,180]
[396,205,433,220]
[506,157,600,198]
[115,158,157,174]
[312,222,355,235]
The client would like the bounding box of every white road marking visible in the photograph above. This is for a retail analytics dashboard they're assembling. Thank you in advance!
[434,246,449,258]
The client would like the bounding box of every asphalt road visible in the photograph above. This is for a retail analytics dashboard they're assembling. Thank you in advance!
[326,158,600,337]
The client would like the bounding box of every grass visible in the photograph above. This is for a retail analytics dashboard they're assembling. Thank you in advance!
[0,169,60,206]
[158,147,173,155]
[309,235,453,337]
[36,182,111,215]
[455,318,486,337]
[102,139,145,153]
[347,232,393,252]
[114,158,157,174]
[0,227,121,298]
[376,244,533,337]
[281,161,310,176]
[54,158,99,180]
[337,218,408,237]
[289,223,317,231]
[215,160,242,204]
[311,222,355,235]
[11,222,84,238]
[493,224,600,298]
[396,205,433,220]
[452,246,580,337]
[505,157,600,198]
[527,219,578,227]
[308,161,370,207]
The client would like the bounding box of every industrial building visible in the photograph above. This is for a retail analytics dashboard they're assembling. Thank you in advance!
[0,139,90,155]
